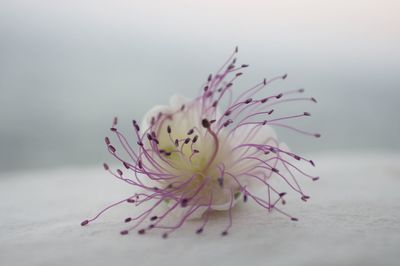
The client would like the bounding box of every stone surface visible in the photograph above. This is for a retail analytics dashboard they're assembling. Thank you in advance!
[1,152,399,266]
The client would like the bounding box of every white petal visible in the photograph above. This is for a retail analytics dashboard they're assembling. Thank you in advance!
[211,196,241,211]
[141,104,170,130]
[226,123,279,177]
[232,123,277,144]
[169,94,190,107]
[278,142,290,153]
[141,94,190,130]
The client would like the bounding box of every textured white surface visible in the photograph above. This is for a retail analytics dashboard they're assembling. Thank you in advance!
[1,152,400,266]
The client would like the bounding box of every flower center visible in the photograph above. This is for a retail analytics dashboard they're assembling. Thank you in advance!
[149,113,235,203]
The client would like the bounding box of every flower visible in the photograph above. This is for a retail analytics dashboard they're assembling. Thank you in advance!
[81,48,320,238]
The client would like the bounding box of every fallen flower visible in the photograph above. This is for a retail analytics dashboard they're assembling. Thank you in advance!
[81,47,320,238]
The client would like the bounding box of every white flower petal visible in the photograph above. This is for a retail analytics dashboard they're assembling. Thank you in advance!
[141,104,170,130]
[169,94,190,107]
[141,94,190,130]
[226,123,279,177]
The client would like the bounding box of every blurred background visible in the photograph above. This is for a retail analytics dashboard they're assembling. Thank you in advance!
[0,0,399,174]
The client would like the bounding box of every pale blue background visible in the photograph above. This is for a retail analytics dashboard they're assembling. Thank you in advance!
[1,0,399,173]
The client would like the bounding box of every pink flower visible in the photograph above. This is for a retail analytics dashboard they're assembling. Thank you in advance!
[81,48,320,238]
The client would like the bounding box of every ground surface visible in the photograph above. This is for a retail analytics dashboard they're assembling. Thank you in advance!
[1,152,399,266]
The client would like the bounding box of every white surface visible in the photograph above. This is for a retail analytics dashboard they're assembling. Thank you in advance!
[1,152,400,266]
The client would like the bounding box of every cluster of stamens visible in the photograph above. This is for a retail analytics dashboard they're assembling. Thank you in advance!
[81,47,320,238]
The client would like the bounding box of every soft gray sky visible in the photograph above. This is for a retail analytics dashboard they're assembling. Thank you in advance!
[1,0,399,173]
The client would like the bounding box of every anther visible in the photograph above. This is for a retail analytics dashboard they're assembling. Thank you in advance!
[291,217,298,221]
[196,228,203,234]
[301,195,310,201]
[147,134,152,141]
[125,217,132,223]
[223,120,231,127]
[81,220,89,226]
[314,133,321,138]
[245,98,252,104]
[271,168,279,173]
[262,120,268,125]
[117,169,123,176]
[310,160,315,167]
[311,97,317,103]
[113,117,118,126]
[122,163,130,170]
[110,127,117,132]
[150,216,158,221]
[208,74,212,82]
[217,177,224,188]
[187,128,194,135]
[138,229,146,235]
[304,112,311,116]
[120,230,129,235]
[276,93,283,99]
[221,231,228,236]
[105,137,110,145]
[261,98,268,103]
[202,119,210,128]
[180,104,185,111]
[241,64,249,68]
[108,145,116,153]
[138,160,143,169]
[184,138,191,144]
[236,72,242,77]
[127,198,135,203]
[181,198,188,207]
[282,74,288,79]
[162,233,168,239]
[224,110,232,116]
[167,125,172,134]
[298,88,305,93]
[192,135,198,143]
[103,163,109,170]
[174,139,179,147]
